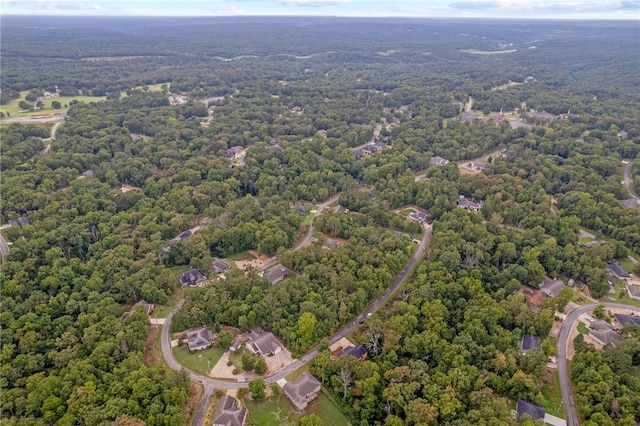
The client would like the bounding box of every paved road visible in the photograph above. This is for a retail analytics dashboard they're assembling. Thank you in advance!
[623,160,638,200]
[0,235,10,263]
[260,194,339,271]
[161,222,432,424]
[556,302,640,426]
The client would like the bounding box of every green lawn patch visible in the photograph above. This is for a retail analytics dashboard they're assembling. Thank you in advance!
[228,252,255,261]
[0,91,106,117]
[228,346,258,371]
[577,322,589,334]
[578,237,594,244]
[244,390,350,425]
[619,258,635,273]
[400,208,416,216]
[172,346,225,375]
[151,306,172,318]
[302,213,315,226]
[540,370,565,418]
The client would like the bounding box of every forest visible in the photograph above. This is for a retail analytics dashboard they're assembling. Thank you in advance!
[1,16,639,426]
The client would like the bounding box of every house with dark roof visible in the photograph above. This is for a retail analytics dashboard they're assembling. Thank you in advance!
[246,328,282,357]
[225,146,244,159]
[456,196,483,211]
[429,156,450,166]
[17,217,30,227]
[213,395,247,426]
[625,284,640,301]
[264,265,288,285]
[211,257,231,274]
[282,372,321,411]
[619,199,640,208]
[539,278,566,298]
[322,238,339,251]
[516,400,545,422]
[608,262,631,278]
[121,299,155,319]
[333,205,349,214]
[177,230,192,241]
[520,334,541,353]
[615,313,640,327]
[587,319,620,347]
[186,326,214,351]
[179,268,206,286]
[408,211,428,223]
[80,169,95,178]
[339,344,368,360]
[295,206,307,215]
[354,149,366,159]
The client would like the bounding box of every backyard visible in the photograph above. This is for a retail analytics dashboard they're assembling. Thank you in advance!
[244,390,350,425]
[539,370,565,418]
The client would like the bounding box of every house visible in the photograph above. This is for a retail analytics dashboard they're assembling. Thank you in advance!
[186,326,214,351]
[225,146,244,159]
[520,334,541,353]
[474,162,490,170]
[582,240,604,248]
[539,277,566,298]
[456,196,483,211]
[266,144,283,152]
[339,344,368,360]
[516,400,545,422]
[619,199,640,208]
[429,156,449,166]
[176,230,192,241]
[295,206,307,215]
[282,372,321,411]
[179,268,206,286]
[589,329,620,347]
[333,205,349,214]
[408,211,428,223]
[229,338,242,352]
[121,299,155,319]
[617,130,628,139]
[17,217,30,227]
[264,265,288,285]
[354,150,366,159]
[614,313,640,327]
[213,395,247,426]
[608,262,631,278]
[246,328,282,357]
[322,238,339,250]
[211,257,231,274]
[625,284,640,301]
[80,169,95,178]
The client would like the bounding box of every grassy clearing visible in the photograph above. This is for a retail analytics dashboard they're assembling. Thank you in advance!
[601,280,640,308]
[400,208,416,216]
[228,251,255,261]
[150,306,172,318]
[577,322,589,334]
[228,346,258,372]
[0,92,106,117]
[619,258,635,273]
[244,390,350,426]
[172,346,225,375]
[578,237,594,244]
[540,370,565,418]
[302,213,315,226]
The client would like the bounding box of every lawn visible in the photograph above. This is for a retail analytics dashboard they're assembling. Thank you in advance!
[150,306,172,318]
[577,322,589,334]
[600,280,640,308]
[228,251,255,261]
[400,208,416,216]
[244,390,350,425]
[578,237,594,244]
[0,91,106,117]
[619,258,635,273]
[228,346,259,371]
[540,370,565,418]
[302,213,315,226]
[172,346,225,375]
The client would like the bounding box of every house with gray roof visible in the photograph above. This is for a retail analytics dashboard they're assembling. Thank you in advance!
[213,395,247,426]
[626,284,640,301]
[211,257,231,274]
[264,265,288,285]
[520,334,541,353]
[608,262,631,278]
[408,211,428,223]
[282,372,321,411]
[615,313,640,327]
[339,344,368,360]
[179,268,206,286]
[429,156,449,166]
[539,277,565,297]
[588,319,620,347]
[333,205,349,214]
[186,326,214,351]
[246,328,282,357]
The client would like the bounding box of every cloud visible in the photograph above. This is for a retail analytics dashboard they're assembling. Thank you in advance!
[2,0,102,11]
[450,1,498,10]
[448,0,640,14]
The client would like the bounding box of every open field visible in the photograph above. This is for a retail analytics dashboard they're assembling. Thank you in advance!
[0,91,106,117]
[540,370,565,418]
[172,346,225,375]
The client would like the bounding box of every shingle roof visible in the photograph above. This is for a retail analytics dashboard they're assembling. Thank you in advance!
[264,265,288,284]
[521,334,541,351]
[186,327,214,351]
[283,372,321,410]
[213,395,247,426]
[247,329,281,356]
[212,257,231,274]
[615,313,640,327]
[516,400,545,421]
[608,262,631,278]
[340,344,367,359]
[539,277,566,297]
[179,268,205,286]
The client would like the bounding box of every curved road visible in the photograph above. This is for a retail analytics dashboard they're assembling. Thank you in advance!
[161,221,432,424]
[557,302,640,426]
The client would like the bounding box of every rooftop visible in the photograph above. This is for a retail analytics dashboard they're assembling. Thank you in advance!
[516,400,545,421]
[521,334,541,351]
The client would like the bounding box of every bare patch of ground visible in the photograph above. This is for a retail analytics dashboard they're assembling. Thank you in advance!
[329,337,354,355]
[143,325,162,366]
[235,250,275,270]
[186,382,203,420]
[118,184,141,193]
[210,351,238,379]
[578,229,596,240]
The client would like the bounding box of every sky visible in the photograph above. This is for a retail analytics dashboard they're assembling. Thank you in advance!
[1,0,639,19]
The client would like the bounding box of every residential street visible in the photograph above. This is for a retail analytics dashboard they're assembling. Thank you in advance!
[556,302,640,426]
[160,221,432,424]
